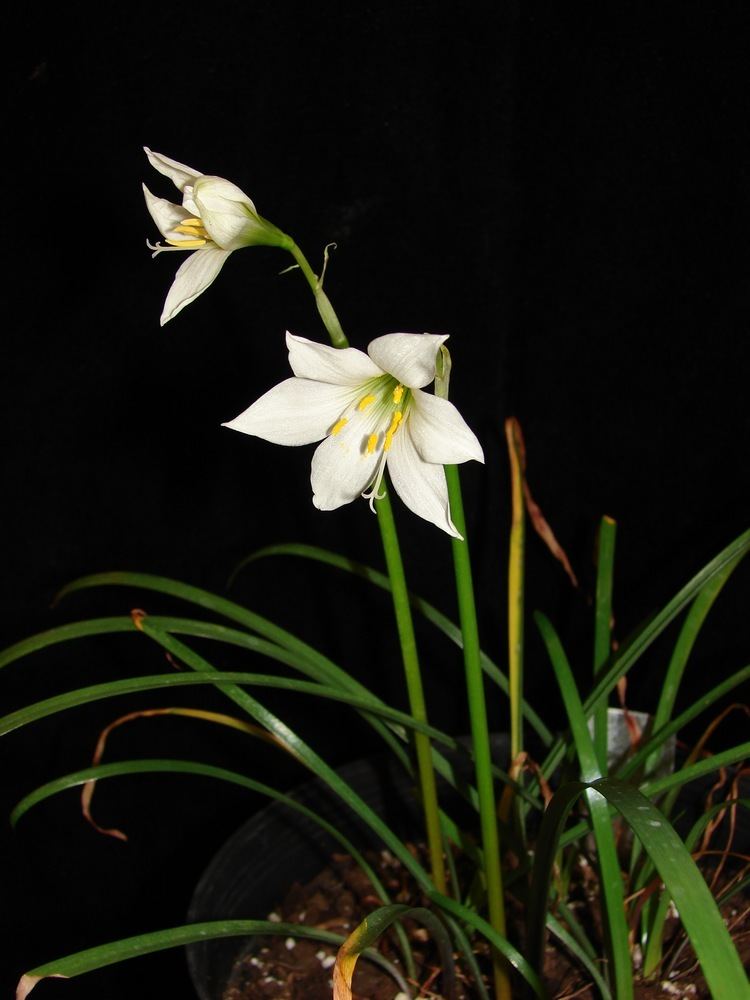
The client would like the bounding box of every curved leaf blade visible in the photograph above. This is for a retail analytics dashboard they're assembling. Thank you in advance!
[539,528,750,784]
[237,544,554,745]
[534,611,632,999]
[333,904,455,1000]
[528,778,750,1000]
[16,919,387,1000]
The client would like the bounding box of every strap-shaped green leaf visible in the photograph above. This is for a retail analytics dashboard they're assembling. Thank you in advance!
[333,904,455,1000]
[16,919,405,1000]
[528,778,750,1000]
[534,612,632,999]
[537,527,750,787]
[235,543,554,745]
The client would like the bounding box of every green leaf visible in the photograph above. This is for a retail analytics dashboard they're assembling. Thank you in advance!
[429,891,546,998]
[640,742,750,799]
[528,779,750,1000]
[593,516,617,774]
[0,669,450,743]
[333,904,455,1000]
[642,796,750,977]
[236,544,554,746]
[17,920,403,1000]
[0,611,541,830]
[55,576,416,770]
[651,549,746,753]
[131,624,438,894]
[534,612,632,999]
[0,612,414,774]
[617,664,750,782]
[546,911,612,1000]
[538,528,750,786]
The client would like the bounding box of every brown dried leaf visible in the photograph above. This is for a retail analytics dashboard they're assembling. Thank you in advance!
[81,707,284,839]
[505,417,578,587]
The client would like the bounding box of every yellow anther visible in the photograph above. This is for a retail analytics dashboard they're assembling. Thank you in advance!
[330,417,348,436]
[358,394,377,411]
[173,224,205,237]
[165,237,208,248]
[383,410,403,452]
[181,218,203,227]
[366,433,379,454]
[392,384,404,404]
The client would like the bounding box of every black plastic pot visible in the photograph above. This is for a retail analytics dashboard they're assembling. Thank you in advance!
[186,736,511,1000]
[185,756,426,1000]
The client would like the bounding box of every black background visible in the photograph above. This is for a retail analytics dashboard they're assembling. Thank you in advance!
[3,3,748,998]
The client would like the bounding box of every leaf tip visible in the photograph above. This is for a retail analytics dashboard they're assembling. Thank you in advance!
[17,973,67,1000]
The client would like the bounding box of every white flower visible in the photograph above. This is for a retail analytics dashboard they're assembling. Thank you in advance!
[143,148,286,326]
[223,332,484,537]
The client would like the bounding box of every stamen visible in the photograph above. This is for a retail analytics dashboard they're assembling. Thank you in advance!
[366,433,379,454]
[383,410,403,452]
[330,417,348,436]
[358,394,376,411]
[165,237,208,248]
[180,218,203,227]
[392,385,404,404]
[172,224,206,237]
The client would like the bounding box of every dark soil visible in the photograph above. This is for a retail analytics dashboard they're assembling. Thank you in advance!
[223,846,749,999]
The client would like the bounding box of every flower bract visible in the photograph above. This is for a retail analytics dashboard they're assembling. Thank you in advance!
[223,332,484,537]
[143,148,287,325]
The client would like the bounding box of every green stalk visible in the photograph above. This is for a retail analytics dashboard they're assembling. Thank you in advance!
[285,238,348,348]
[286,237,444,892]
[593,516,617,774]
[505,419,525,766]
[375,487,446,894]
[445,464,511,1000]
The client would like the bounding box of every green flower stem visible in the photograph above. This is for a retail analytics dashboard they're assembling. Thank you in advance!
[445,464,511,1000]
[284,232,445,892]
[505,419,525,766]
[375,486,446,895]
[593,516,617,774]
[285,235,443,891]
[284,238,349,349]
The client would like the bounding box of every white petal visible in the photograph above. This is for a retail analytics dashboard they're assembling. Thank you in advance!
[310,414,383,510]
[386,430,462,538]
[181,187,201,217]
[160,247,232,325]
[408,390,485,465]
[144,147,203,192]
[193,175,257,214]
[286,333,384,384]
[367,333,449,389]
[223,379,354,446]
[193,176,265,250]
[143,184,192,239]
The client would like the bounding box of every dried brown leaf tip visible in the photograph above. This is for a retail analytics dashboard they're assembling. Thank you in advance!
[130,607,147,631]
[504,417,578,587]
[16,973,67,1000]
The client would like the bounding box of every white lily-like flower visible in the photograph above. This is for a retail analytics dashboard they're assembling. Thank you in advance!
[143,148,287,325]
[223,332,484,537]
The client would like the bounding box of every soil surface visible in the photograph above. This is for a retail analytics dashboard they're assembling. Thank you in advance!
[222,846,749,999]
